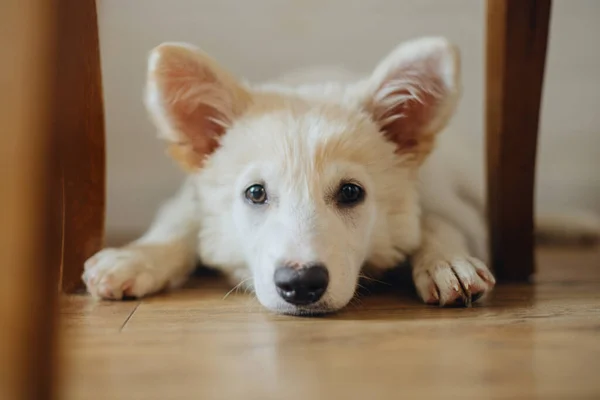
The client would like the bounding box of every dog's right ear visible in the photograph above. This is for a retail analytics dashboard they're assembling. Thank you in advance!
[144,43,251,170]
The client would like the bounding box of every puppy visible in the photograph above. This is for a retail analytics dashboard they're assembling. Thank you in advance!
[83,37,599,315]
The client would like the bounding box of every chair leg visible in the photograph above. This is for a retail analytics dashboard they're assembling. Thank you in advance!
[55,0,106,293]
[486,0,552,281]
[0,2,61,399]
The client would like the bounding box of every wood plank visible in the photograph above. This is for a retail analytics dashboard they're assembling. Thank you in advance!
[61,247,600,400]
[0,1,61,399]
[55,0,106,293]
[486,0,552,281]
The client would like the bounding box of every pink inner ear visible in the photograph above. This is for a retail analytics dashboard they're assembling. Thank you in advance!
[154,50,232,159]
[173,102,224,159]
[372,59,447,157]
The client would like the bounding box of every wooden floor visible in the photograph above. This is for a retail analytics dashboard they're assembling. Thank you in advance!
[60,246,600,400]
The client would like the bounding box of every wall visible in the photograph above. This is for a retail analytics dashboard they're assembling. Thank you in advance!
[98,0,600,238]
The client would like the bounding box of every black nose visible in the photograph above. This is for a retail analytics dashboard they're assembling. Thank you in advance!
[274,264,329,305]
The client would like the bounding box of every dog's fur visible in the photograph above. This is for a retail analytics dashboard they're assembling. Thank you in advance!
[83,37,600,315]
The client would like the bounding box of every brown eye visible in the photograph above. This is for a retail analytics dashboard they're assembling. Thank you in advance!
[245,184,267,204]
[336,183,365,207]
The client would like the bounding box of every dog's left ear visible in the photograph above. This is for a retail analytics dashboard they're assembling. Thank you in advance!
[361,37,461,165]
[145,43,251,170]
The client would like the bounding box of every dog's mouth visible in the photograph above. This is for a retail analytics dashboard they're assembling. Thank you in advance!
[274,301,340,317]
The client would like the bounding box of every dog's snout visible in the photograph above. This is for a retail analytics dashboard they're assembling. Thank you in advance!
[274,264,329,305]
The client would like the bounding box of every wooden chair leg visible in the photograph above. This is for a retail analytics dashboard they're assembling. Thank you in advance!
[486,0,552,281]
[55,0,106,293]
[0,2,61,399]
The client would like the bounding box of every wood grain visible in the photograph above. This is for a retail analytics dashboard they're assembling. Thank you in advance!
[61,246,600,400]
[54,0,106,293]
[0,1,60,399]
[486,0,552,281]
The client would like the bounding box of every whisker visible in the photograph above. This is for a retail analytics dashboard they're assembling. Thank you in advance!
[347,295,364,310]
[223,278,252,300]
[356,282,372,294]
[359,274,391,286]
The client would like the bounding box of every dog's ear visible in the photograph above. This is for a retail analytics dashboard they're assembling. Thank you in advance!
[361,37,460,165]
[145,43,251,170]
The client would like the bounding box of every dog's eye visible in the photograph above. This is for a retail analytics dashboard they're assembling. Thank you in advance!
[245,184,267,204]
[336,183,365,206]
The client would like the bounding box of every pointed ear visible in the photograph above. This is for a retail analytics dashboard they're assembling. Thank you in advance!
[362,37,461,165]
[144,43,251,170]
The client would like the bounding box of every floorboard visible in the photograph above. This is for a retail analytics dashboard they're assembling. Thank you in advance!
[61,246,600,400]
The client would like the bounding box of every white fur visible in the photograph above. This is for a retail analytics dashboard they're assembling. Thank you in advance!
[84,37,599,315]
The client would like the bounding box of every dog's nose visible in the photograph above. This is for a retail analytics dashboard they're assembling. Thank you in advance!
[274,264,329,305]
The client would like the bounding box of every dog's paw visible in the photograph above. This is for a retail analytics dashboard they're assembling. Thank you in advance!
[412,256,496,307]
[82,248,159,300]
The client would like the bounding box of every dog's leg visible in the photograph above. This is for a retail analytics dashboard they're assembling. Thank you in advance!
[83,180,199,300]
[411,215,496,307]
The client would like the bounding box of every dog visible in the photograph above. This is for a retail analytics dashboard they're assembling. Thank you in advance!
[83,37,599,315]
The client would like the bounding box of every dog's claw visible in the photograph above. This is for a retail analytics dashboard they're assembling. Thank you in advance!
[414,256,495,307]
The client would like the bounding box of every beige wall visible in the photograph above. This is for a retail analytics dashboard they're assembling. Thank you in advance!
[98,0,600,237]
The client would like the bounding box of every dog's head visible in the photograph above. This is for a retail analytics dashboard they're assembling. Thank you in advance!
[144,38,460,314]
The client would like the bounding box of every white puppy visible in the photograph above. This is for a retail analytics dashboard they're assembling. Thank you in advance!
[83,37,599,315]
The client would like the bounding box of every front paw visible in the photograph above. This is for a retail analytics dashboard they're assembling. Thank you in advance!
[82,248,158,300]
[412,256,496,307]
